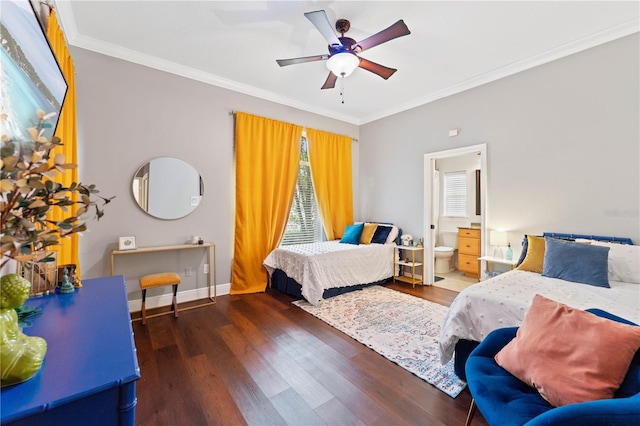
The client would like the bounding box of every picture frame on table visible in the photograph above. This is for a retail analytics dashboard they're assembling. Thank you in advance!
[118,236,136,251]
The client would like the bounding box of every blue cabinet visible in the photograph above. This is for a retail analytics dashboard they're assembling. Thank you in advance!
[1,275,140,425]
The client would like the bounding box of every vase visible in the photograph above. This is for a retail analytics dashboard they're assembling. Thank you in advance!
[16,251,58,296]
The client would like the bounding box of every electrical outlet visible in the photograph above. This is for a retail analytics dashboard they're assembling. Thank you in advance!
[204,264,209,274]
[185,267,193,277]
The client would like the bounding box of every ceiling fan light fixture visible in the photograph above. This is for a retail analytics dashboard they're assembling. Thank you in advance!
[326,52,360,77]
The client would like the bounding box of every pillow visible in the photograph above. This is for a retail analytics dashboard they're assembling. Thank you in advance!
[371,225,392,244]
[542,237,610,288]
[515,235,529,267]
[340,223,364,245]
[574,238,593,244]
[495,294,640,407]
[591,241,640,284]
[516,235,546,273]
[386,225,399,244]
[360,223,378,244]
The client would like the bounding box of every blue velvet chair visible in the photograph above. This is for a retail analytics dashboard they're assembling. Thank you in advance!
[464,309,640,426]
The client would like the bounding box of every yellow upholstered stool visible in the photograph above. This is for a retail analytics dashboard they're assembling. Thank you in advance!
[139,272,181,325]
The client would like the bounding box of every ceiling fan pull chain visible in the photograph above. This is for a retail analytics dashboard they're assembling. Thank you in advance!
[340,75,345,104]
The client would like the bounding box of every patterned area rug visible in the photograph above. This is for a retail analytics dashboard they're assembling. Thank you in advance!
[293,286,466,397]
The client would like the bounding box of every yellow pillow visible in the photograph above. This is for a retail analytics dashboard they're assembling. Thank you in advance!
[360,223,378,244]
[517,235,546,273]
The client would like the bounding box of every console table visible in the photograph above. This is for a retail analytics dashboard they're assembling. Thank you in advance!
[1,275,140,425]
[110,243,216,318]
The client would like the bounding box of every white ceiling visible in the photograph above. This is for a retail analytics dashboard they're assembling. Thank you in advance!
[55,1,639,125]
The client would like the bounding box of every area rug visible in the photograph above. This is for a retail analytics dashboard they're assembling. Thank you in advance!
[293,286,466,397]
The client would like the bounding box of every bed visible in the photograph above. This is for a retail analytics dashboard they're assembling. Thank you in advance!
[438,232,640,379]
[264,223,399,305]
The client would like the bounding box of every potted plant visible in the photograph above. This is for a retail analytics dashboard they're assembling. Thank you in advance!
[1,109,112,270]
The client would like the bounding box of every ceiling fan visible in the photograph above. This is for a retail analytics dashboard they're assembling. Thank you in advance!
[276,10,411,90]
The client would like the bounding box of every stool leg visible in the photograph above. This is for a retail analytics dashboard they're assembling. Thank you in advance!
[172,284,179,318]
[464,398,477,426]
[141,289,147,325]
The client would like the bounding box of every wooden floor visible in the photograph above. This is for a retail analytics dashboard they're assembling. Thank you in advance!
[132,282,488,425]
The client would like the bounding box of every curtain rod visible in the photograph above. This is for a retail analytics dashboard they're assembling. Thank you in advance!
[228,110,358,142]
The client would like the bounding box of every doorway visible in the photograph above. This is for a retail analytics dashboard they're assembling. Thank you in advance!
[423,144,487,286]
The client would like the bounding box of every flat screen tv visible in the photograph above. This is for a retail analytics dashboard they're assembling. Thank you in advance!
[1,0,68,142]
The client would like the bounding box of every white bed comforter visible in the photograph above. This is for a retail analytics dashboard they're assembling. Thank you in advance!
[439,269,640,364]
[264,241,395,305]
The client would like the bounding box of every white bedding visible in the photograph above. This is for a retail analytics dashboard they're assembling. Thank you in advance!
[438,269,640,364]
[263,240,395,305]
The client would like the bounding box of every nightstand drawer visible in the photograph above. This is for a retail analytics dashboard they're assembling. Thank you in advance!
[458,237,481,255]
[458,228,480,239]
[458,254,479,274]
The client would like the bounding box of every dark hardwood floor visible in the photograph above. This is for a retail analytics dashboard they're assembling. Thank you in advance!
[132,283,488,425]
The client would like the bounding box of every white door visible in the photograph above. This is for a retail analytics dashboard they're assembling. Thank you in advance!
[423,144,487,284]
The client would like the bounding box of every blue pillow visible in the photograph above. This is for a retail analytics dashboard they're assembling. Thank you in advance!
[371,225,392,244]
[340,223,364,245]
[542,237,610,288]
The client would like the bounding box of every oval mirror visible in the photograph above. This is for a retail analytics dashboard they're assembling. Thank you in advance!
[132,157,204,220]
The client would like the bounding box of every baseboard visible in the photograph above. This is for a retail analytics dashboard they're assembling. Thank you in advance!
[128,282,231,313]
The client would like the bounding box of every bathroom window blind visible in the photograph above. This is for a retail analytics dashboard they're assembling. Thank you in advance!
[444,171,467,217]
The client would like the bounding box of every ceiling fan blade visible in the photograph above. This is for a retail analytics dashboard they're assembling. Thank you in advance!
[353,20,410,53]
[321,72,338,90]
[276,54,329,67]
[358,57,397,80]
[304,10,342,47]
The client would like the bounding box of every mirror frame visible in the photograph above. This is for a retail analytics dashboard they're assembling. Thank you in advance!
[132,157,204,220]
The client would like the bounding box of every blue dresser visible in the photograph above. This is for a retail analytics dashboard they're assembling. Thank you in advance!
[1,275,140,425]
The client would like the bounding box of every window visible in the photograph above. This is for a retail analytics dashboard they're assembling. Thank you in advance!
[443,171,467,217]
[281,137,323,245]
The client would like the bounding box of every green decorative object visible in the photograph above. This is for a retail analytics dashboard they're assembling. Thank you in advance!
[1,274,47,387]
[58,268,75,294]
[14,305,43,328]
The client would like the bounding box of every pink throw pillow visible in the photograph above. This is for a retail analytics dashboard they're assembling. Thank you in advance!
[495,294,640,407]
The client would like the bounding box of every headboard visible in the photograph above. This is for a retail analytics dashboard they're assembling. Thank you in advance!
[543,232,633,245]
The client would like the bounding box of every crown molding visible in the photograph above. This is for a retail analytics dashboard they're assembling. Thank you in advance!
[54,2,638,127]
[53,2,359,125]
[360,18,639,124]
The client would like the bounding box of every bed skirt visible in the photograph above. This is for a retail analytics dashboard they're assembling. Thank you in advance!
[270,269,391,301]
[454,339,480,380]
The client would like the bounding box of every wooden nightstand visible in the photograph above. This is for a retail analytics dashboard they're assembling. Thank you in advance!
[478,256,518,280]
[393,245,424,287]
[458,227,481,279]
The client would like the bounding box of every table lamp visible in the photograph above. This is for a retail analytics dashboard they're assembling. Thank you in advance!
[490,231,507,259]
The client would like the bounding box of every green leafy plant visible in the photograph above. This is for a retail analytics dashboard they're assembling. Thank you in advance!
[1,110,113,269]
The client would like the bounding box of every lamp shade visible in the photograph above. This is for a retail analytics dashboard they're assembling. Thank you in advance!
[326,52,360,77]
[490,231,507,247]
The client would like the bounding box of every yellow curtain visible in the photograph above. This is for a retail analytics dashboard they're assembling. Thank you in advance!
[306,129,354,240]
[46,9,80,277]
[231,112,302,294]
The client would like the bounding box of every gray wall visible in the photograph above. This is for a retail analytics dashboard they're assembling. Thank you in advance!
[72,33,638,302]
[359,34,639,250]
[72,47,359,301]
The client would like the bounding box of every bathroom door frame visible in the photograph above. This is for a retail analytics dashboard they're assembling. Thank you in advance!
[423,143,487,285]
